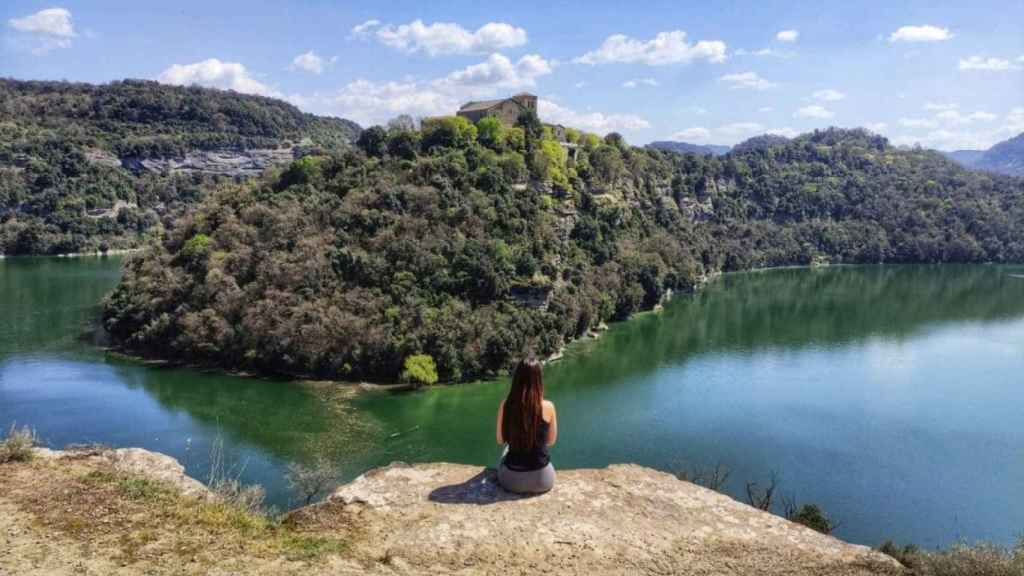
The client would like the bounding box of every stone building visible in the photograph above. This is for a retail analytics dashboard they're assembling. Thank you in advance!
[456,93,537,126]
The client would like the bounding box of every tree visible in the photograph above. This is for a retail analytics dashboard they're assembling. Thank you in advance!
[476,117,506,151]
[401,354,439,387]
[421,116,477,150]
[357,125,388,157]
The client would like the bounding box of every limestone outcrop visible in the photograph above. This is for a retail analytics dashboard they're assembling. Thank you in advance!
[119,148,296,177]
[318,462,903,575]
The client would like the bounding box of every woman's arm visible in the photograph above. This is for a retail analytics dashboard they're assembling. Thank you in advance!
[545,401,558,447]
[496,399,505,445]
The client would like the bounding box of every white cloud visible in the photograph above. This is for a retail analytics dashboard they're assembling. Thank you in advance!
[351,19,381,36]
[7,7,76,54]
[718,122,764,137]
[370,20,527,56]
[690,106,709,115]
[290,50,333,75]
[794,105,834,119]
[899,117,937,128]
[765,127,799,138]
[812,89,846,102]
[776,30,799,42]
[434,53,553,91]
[719,71,777,90]
[157,59,280,97]
[574,30,727,66]
[574,81,587,88]
[734,47,796,58]
[538,99,650,132]
[888,25,953,43]
[935,109,997,124]
[866,122,888,132]
[958,56,1019,71]
[758,106,774,113]
[924,102,958,111]
[314,79,454,126]
[892,107,1017,149]
[623,78,659,88]
[670,127,711,142]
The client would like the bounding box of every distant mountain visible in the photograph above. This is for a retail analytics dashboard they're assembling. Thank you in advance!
[731,134,791,154]
[975,133,1024,177]
[943,149,985,167]
[647,141,731,156]
[942,133,1024,177]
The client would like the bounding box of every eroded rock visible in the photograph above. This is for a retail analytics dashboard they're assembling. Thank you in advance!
[325,462,904,575]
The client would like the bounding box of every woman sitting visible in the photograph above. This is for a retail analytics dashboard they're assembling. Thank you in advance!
[496,358,557,494]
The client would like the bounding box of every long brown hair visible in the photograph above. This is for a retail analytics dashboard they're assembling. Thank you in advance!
[503,359,545,451]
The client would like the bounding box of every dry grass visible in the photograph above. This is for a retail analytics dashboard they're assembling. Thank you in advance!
[0,423,38,464]
[880,539,1024,575]
[0,454,351,570]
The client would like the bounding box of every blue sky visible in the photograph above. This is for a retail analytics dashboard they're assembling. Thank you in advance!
[3,0,1023,150]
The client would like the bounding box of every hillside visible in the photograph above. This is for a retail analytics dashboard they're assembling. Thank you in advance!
[975,133,1024,176]
[942,132,1024,177]
[647,140,731,156]
[0,79,360,255]
[102,120,1024,383]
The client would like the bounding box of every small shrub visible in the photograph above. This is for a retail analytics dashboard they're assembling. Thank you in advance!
[286,457,341,506]
[784,503,834,535]
[673,461,731,493]
[0,424,38,463]
[401,354,439,387]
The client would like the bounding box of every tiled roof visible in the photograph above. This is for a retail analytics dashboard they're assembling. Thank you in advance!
[458,99,505,112]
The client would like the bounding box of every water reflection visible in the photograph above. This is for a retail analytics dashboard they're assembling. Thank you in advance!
[2,258,1023,547]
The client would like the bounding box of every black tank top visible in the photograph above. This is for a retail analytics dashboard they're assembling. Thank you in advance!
[503,411,551,472]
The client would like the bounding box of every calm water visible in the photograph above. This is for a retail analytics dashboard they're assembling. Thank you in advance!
[1,256,1023,548]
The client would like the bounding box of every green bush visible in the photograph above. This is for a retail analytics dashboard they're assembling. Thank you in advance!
[180,234,212,262]
[401,354,439,387]
[786,503,834,534]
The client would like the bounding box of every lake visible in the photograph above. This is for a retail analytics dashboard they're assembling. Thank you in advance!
[1,255,1022,549]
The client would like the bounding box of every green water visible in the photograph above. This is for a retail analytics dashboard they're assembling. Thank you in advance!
[2,256,1023,548]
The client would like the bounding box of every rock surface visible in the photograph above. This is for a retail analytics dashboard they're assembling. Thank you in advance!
[32,446,210,498]
[119,148,296,177]
[323,462,903,575]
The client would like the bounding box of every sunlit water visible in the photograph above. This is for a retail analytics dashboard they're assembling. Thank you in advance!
[1,256,1022,548]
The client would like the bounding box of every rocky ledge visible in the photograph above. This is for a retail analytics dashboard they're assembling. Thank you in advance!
[10,448,903,575]
[310,462,902,575]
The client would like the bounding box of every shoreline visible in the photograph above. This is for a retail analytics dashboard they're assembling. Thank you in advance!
[94,260,1018,390]
[0,247,143,260]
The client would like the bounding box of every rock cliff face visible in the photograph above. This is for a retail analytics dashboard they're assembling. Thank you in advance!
[118,148,297,177]
[314,462,902,575]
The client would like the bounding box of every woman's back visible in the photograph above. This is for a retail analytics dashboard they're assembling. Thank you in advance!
[496,360,557,494]
[502,402,551,471]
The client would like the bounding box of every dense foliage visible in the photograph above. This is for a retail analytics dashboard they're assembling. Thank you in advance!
[0,79,359,255]
[104,118,1024,383]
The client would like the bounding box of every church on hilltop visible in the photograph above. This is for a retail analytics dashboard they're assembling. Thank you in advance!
[456,93,537,126]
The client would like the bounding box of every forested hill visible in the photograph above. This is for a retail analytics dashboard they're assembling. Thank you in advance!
[0,79,360,255]
[103,118,1024,384]
[943,132,1024,177]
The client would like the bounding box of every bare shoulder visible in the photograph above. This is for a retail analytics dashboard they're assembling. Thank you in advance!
[543,399,556,418]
